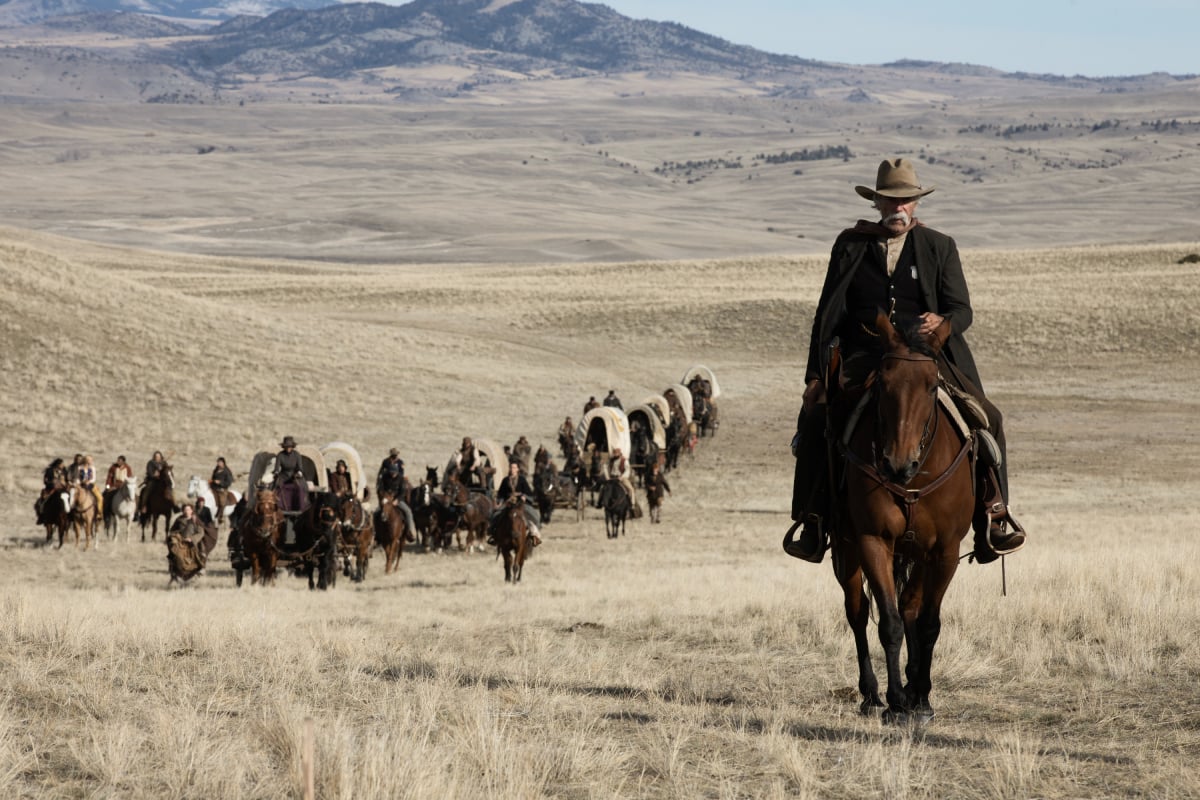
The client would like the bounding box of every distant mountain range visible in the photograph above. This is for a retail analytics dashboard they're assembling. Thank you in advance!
[0,0,333,25]
[0,0,1189,102]
[3,0,827,76]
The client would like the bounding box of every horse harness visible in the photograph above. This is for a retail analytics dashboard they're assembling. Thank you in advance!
[837,352,976,542]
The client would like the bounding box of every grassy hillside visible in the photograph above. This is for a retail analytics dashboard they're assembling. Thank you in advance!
[2,229,1198,797]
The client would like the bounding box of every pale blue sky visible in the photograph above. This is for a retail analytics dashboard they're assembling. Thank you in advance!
[598,0,1199,77]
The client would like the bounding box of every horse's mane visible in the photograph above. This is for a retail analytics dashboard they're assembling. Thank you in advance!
[894,320,937,359]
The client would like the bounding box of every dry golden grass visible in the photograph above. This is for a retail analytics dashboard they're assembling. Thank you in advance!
[2,226,1199,797]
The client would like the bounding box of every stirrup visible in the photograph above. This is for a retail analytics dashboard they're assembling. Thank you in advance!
[782,515,826,563]
[970,503,1026,563]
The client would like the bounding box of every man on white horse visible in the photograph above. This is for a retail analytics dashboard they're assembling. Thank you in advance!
[104,455,133,525]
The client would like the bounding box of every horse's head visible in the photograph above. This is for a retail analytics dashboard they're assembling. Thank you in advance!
[874,312,950,485]
[186,475,203,498]
[424,465,439,486]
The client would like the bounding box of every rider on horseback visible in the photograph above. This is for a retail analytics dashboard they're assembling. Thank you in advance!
[376,449,416,535]
[787,158,1026,565]
[608,447,642,519]
[78,455,103,520]
[488,462,542,547]
[35,457,68,523]
[453,437,489,495]
[103,455,133,525]
[138,450,167,522]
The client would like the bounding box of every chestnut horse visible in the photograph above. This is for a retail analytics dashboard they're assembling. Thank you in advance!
[241,488,286,586]
[333,493,375,582]
[493,497,530,583]
[828,313,975,725]
[443,474,492,552]
[374,490,413,574]
[242,490,339,589]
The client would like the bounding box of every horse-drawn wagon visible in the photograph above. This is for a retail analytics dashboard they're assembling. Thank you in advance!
[682,364,721,437]
[443,437,508,497]
[229,442,339,589]
[321,441,374,581]
[626,403,667,485]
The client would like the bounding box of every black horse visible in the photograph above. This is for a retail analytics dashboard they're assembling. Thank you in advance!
[596,478,630,539]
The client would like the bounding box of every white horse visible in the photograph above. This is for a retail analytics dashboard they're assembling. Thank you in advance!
[186,475,242,527]
[105,476,138,542]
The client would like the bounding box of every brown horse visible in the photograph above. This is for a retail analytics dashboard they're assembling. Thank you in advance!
[241,489,339,589]
[374,490,412,575]
[69,485,99,550]
[140,464,178,542]
[443,474,492,552]
[333,494,375,582]
[493,497,530,583]
[409,476,451,551]
[241,488,286,586]
[828,313,975,725]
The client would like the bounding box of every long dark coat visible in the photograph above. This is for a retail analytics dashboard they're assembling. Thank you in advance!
[805,223,983,391]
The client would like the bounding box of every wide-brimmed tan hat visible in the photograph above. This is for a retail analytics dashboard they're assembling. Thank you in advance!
[855,158,935,201]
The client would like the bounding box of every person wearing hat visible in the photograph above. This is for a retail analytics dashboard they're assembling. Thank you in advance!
[330,459,354,497]
[375,449,416,534]
[272,435,309,512]
[607,446,642,519]
[785,158,1025,565]
[602,389,623,411]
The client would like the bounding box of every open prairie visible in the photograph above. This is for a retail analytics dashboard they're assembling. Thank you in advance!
[2,221,1199,797]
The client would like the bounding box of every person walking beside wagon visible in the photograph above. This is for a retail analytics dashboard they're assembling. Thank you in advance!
[786,157,1026,565]
[644,460,671,524]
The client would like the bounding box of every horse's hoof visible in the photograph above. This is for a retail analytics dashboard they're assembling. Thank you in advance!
[881,708,909,726]
[859,696,885,716]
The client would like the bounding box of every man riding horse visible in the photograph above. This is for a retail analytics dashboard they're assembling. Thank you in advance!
[376,448,416,535]
[35,457,69,524]
[488,462,543,547]
[608,447,642,519]
[103,455,133,527]
[138,450,168,522]
[453,437,489,495]
[787,158,1027,564]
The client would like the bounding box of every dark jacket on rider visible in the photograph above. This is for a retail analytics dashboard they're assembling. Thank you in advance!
[210,465,234,490]
[806,223,981,390]
[496,473,534,504]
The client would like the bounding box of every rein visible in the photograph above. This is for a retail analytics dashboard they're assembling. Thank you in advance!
[840,353,975,537]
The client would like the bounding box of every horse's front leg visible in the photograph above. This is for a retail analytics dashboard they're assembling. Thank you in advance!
[907,551,958,721]
[861,537,909,722]
[835,545,883,713]
[503,548,513,582]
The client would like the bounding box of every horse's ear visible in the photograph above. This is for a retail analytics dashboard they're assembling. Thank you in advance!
[875,310,903,349]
